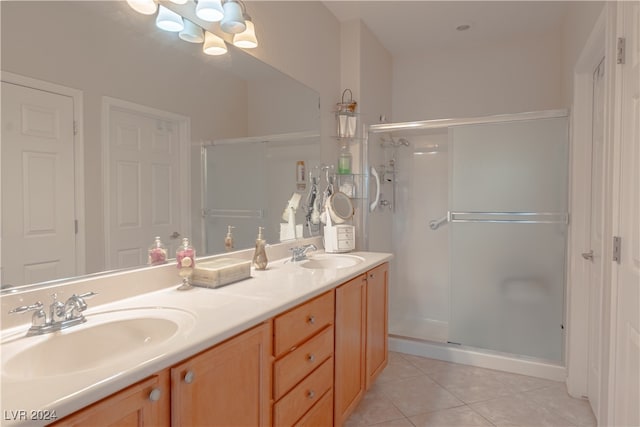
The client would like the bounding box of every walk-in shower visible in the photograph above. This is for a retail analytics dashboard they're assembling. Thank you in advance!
[366,110,569,377]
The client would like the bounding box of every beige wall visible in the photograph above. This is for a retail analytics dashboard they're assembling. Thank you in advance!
[561,1,605,105]
[392,30,566,122]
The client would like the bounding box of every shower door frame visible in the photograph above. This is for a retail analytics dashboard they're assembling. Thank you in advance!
[366,109,570,361]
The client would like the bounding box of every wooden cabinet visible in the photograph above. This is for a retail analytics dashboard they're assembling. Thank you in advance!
[50,372,170,427]
[334,262,389,425]
[171,322,272,427]
[273,291,335,427]
[51,261,388,427]
[334,274,367,426]
[366,262,389,389]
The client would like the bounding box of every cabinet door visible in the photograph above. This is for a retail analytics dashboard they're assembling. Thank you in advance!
[366,262,389,389]
[171,322,272,426]
[50,372,169,427]
[334,274,366,426]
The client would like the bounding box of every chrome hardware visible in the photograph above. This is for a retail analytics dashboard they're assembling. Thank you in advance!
[149,388,162,402]
[290,244,318,262]
[307,354,316,363]
[307,390,316,399]
[449,211,569,224]
[9,301,44,315]
[617,37,626,64]
[9,292,97,336]
[429,213,450,230]
[184,371,195,384]
[613,236,621,264]
[582,250,594,261]
[307,315,316,325]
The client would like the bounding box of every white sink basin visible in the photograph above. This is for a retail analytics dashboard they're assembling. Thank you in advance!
[301,254,364,270]
[2,307,195,379]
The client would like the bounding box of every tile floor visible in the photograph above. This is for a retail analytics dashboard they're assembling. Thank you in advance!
[345,352,596,427]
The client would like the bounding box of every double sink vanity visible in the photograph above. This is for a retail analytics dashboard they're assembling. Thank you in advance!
[1,242,391,426]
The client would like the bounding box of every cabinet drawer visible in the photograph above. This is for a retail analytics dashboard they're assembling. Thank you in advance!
[274,291,334,356]
[273,357,333,427]
[294,389,333,427]
[274,326,334,400]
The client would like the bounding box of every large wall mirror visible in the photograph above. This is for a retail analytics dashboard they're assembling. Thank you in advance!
[1,1,321,292]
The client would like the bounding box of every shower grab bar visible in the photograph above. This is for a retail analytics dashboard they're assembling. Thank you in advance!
[429,213,450,230]
[203,208,265,219]
[449,211,569,224]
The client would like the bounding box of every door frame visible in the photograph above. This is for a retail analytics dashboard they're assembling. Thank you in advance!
[565,7,606,399]
[0,71,86,277]
[101,97,191,269]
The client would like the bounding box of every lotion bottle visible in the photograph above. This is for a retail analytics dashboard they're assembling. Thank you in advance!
[252,227,268,270]
[224,225,235,252]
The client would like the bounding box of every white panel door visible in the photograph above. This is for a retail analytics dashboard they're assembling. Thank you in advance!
[611,2,640,425]
[1,82,76,286]
[106,105,182,269]
[587,57,606,417]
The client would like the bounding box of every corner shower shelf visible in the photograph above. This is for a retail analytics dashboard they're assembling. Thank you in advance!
[333,173,366,200]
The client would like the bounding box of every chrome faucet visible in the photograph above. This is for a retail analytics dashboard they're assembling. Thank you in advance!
[290,244,317,262]
[9,292,97,336]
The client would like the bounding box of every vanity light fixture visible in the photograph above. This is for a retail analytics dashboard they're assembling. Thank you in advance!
[220,0,246,34]
[126,0,258,54]
[233,14,258,48]
[156,5,185,32]
[196,0,224,22]
[179,19,205,43]
[125,0,157,15]
[203,31,228,55]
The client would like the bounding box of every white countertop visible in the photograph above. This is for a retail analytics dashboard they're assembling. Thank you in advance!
[0,251,392,426]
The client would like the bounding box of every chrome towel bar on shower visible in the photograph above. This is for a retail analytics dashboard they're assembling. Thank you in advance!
[430,212,569,229]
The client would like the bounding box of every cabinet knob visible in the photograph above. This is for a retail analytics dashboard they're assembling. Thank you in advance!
[307,353,316,363]
[184,370,195,384]
[369,273,375,279]
[307,315,316,325]
[149,388,162,402]
[307,390,316,399]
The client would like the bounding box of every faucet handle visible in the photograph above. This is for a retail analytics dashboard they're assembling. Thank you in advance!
[8,301,44,315]
[77,291,98,299]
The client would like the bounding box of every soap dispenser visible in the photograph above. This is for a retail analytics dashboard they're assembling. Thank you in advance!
[224,225,235,252]
[252,227,268,270]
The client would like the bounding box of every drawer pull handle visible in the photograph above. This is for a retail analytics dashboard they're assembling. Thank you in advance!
[149,388,162,402]
[307,390,316,399]
[307,353,316,363]
[307,315,316,325]
[184,370,195,384]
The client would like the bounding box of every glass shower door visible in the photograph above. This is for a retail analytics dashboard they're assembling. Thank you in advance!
[448,117,569,362]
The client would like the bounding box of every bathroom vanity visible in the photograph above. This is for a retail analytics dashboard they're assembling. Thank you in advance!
[1,250,390,427]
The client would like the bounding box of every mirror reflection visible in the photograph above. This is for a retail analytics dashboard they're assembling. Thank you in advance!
[1,1,321,290]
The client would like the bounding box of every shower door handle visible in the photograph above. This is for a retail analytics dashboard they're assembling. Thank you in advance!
[370,166,381,212]
[582,250,594,261]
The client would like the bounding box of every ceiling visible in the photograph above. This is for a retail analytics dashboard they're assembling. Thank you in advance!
[322,1,572,56]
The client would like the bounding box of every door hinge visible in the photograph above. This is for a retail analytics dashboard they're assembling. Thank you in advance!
[73,120,78,135]
[613,236,621,264]
[74,219,79,234]
[617,37,626,65]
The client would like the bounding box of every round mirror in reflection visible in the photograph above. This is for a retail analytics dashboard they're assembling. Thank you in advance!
[329,192,354,223]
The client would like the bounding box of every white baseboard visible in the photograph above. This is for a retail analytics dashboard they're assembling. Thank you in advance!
[389,336,566,382]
